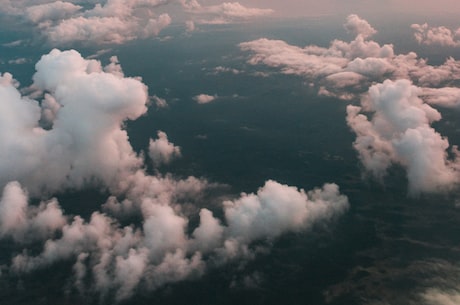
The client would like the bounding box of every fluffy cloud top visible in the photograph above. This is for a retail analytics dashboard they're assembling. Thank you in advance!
[344,14,377,39]
[346,79,460,194]
[0,49,148,194]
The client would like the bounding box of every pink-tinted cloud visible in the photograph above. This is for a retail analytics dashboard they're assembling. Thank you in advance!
[347,79,460,195]
[240,14,460,100]
[148,131,182,166]
[412,23,460,47]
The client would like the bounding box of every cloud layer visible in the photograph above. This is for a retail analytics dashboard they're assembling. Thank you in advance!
[240,15,460,100]
[1,0,274,45]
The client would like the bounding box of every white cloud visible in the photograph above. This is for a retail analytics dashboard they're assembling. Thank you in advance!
[240,15,460,100]
[148,131,182,166]
[421,87,460,108]
[0,49,348,301]
[1,0,273,45]
[182,1,273,24]
[223,181,349,243]
[193,93,217,104]
[2,0,171,45]
[6,178,348,300]
[412,23,460,47]
[0,49,148,195]
[343,14,377,39]
[346,79,460,195]
[25,1,82,23]
[0,181,66,242]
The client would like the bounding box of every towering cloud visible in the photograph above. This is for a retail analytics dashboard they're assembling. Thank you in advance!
[343,14,377,39]
[346,79,460,194]
[0,49,148,194]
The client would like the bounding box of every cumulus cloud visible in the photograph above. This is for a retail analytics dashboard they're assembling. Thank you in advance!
[0,49,348,302]
[193,93,217,104]
[1,0,273,45]
[346,79,460,195]
[0,49,148,195]
[0,181,66,242]
[344,14,377,39]
[7,179,348,301]
[148,131,182,166]
[25,1,82,23]
[182,1,273,24]
[3,0,171,45]
[239,15,460,195]
[412,23,460,47]
[240,14,460,100]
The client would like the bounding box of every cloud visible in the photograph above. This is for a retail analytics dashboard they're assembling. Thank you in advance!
[151,95,168,108]
[222,181,349,243]
[7,58,28,65]
[7,179,348,301]
[346,79,460,195]
[0,49,148,195]
[422,289,460,305]
[3,0,171,45]
[1,0,273,45]
[412,23,460,47]
[185,20,195,32]
[421,87,460,108]
[343,14,377,39]
[193,93,217,104]
[239,15,460,195]
[25,1,82,23]
[0,181,66,243]
[239,14,460,100]
[0,49,349,302]
[148,131,182,166]
[182,1,273,24]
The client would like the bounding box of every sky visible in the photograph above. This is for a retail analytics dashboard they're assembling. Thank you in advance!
[1,0,460,304]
